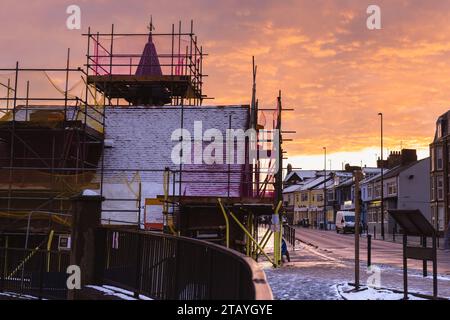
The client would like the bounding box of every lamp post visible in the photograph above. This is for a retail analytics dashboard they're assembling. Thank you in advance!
[378,112,385,240]
[323,147,327,230]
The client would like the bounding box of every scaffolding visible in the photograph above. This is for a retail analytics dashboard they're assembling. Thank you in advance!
[0,19,293,267]
[0,47,106,235]
[83,21,206,107]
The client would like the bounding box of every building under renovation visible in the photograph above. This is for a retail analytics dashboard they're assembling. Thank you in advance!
[0,21,287,259]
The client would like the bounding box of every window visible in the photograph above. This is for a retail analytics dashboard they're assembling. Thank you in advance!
[438,205,445,231]
[437,176,444,200]
[327,190,334,201]
[431,205,437,226]
[301,193,308,202]
[448,145,450,163]
[344,216,355,222]
[431,147,435,171]
[437,146,443,170]
[431,176,435,201]
[374,184,381,198]
[317,194,323,202]
[368,207,379,223]
[368,185,373,198]
[387,181,397,196]
[437,121,442,139]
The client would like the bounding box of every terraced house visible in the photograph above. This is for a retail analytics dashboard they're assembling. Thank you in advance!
[361,150,430,237]
[292,175,334,228]
[430,111,450,234]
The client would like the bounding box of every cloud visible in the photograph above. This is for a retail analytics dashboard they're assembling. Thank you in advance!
[0,0,448,167]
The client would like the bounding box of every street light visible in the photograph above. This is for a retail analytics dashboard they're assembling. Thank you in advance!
[323,146,327,231]
[378,112,385,240]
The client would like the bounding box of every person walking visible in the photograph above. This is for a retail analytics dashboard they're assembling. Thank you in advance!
[281,238,290,263]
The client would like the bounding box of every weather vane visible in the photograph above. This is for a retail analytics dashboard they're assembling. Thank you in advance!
[147,15,155,33]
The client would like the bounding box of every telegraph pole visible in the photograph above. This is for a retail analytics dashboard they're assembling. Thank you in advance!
[378,112,385,240]
[354,169,363,289]
[323,147,327,230]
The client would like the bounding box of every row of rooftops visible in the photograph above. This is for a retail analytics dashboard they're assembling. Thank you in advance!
[283,170,367,194]
[283,149,428,195]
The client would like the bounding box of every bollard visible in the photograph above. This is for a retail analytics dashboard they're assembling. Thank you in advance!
[38,250,45,300]
[367,234,372,267]
[422,236,427,277]
[437,223,440,248]
[293,228,296,250]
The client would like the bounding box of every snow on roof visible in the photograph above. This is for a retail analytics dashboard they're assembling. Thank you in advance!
[284,170,317,182]
[311,178,335,190]
[360,168,392,184]
[362,167,382,174]
[334,172,353,178]
[282,184,303,194]
[103,105,250,198]
[336,177,354,188]
[299,175,333,191]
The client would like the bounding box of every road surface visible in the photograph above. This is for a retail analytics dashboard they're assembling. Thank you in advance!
[261,227,450,300]
[294,227,450,274]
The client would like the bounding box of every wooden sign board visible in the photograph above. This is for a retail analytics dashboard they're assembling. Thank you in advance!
[144,198,164,231]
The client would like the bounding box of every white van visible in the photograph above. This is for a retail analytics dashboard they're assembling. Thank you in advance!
[335,211,356,234]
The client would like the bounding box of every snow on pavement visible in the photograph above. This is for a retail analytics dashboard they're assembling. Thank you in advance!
[262,240,450,300]
[335,283,425,300]
[86,285,153,300]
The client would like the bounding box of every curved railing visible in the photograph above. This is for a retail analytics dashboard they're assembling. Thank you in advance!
[100,228,273,300]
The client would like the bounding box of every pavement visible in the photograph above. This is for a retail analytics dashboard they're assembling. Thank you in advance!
[294,227,450,274]
[260,227,450,300]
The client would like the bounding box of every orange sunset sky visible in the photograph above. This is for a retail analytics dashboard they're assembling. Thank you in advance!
[1,0,449,169]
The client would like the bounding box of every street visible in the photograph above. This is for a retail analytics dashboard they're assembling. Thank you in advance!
[295,227,450,274]
[262,227,450,300]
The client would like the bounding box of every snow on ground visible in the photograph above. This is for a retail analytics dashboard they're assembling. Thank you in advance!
[264,266,342,300]
[0,292,44,300]
[335,283,425,300]
[86,285,153,300]
[373,264,450,282]
[102,285,153,300]
[82,189,99,196]
[262,240,450,300]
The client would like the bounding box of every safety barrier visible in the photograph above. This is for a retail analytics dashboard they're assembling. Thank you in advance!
[0,246,70,300]
[100,228,273,300]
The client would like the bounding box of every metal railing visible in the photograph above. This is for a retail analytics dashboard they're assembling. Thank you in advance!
[283,224,296,249]
[100,228,272,300]
[0,246,70,300]
[368,224,445,249]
